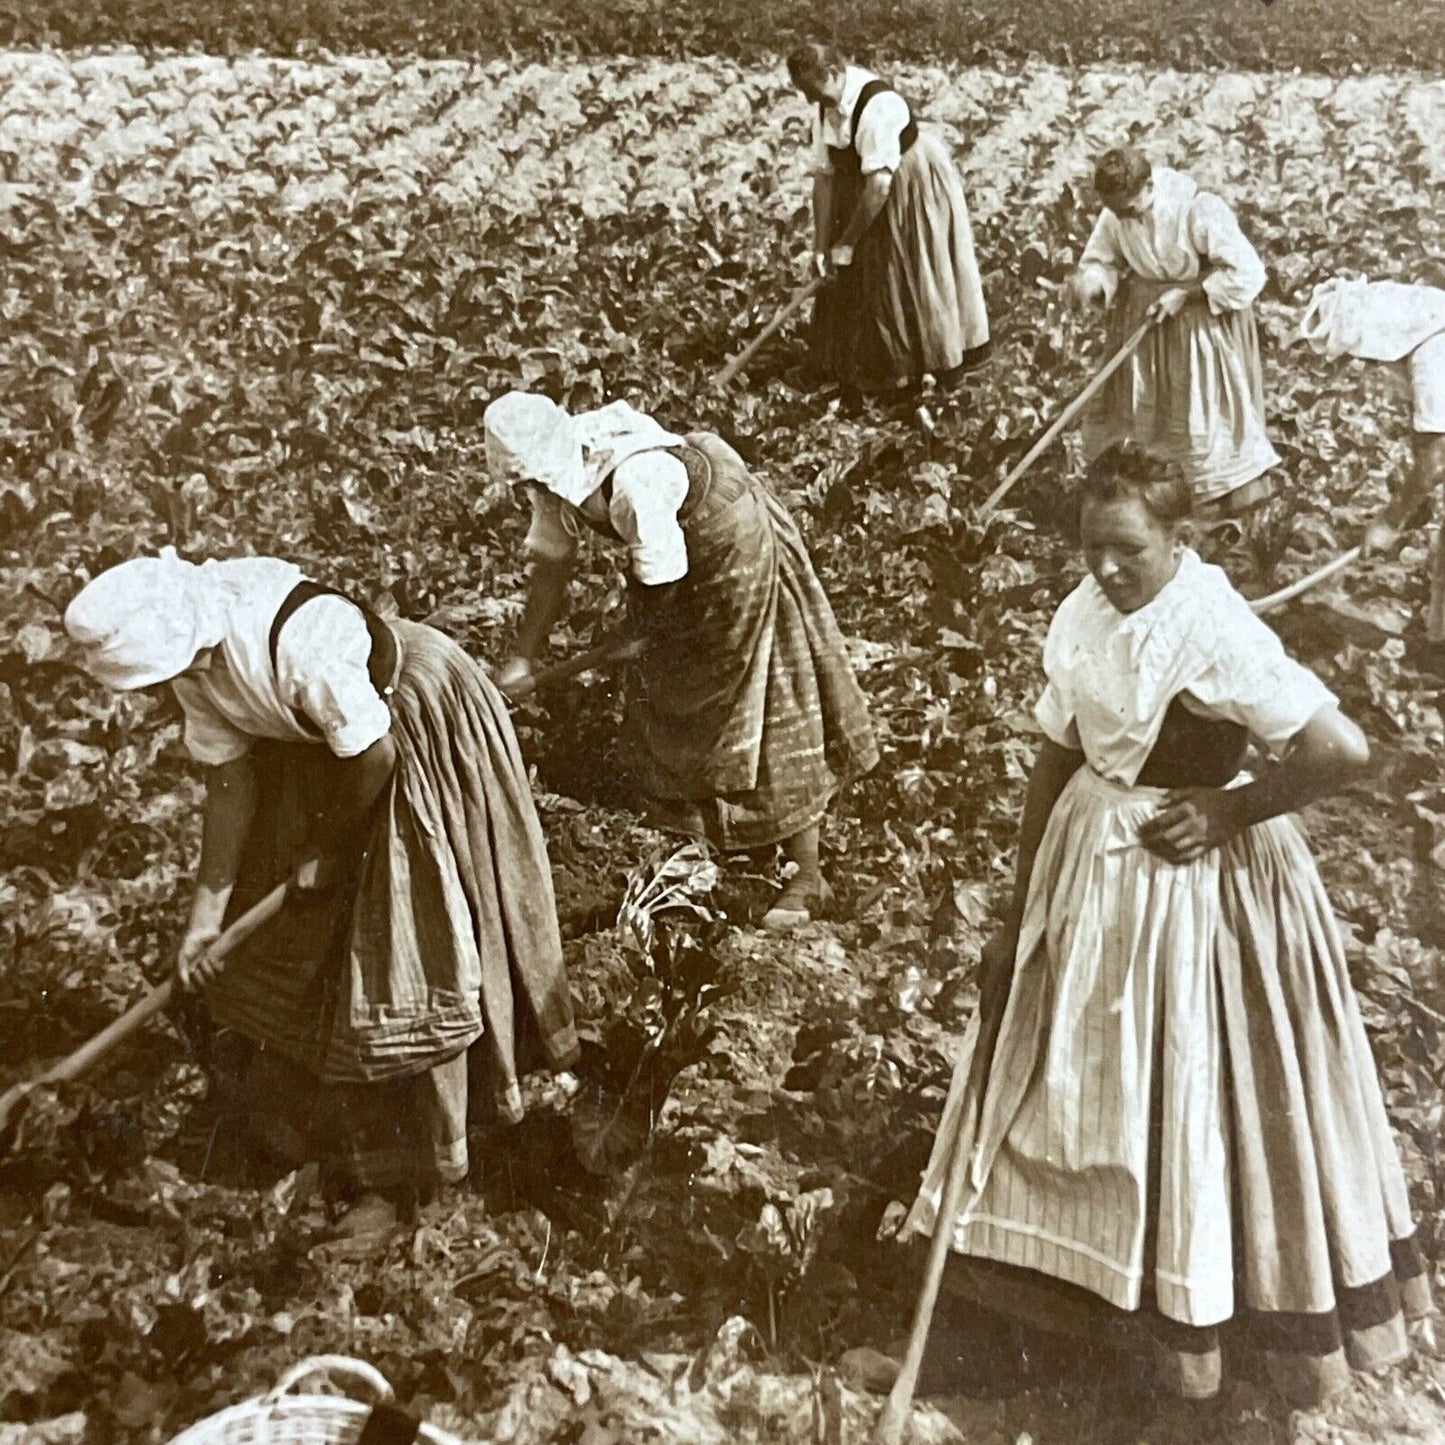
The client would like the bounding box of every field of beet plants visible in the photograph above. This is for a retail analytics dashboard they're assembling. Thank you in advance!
[3,39,1445,1445]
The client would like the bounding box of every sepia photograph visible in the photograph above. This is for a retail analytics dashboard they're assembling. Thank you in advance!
[0,0,1442,1440]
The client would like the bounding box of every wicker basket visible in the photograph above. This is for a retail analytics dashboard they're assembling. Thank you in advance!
[167,1355,477,1445]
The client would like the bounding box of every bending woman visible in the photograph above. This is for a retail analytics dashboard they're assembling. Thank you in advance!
[65,549,577,1195]
[484,392,879,929]
[901,445,1431,1404]
[1069,146,1280,514]
[786,43,990,400]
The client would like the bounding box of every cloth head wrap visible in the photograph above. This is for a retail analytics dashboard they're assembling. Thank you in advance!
[483,392,590,506]
[1298,277,1445,364]
[64,546,231,691]
[485,393,685,506]
[573,400,685,483]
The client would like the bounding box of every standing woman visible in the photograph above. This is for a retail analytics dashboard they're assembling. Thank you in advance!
[902,445,1431,1404]
[64,549,577,1196]
[785,43,990,402]
[1069,147,1280,515]
[484,392,879,928]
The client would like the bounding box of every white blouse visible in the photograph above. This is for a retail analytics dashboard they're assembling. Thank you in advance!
[170,558,393,767]
[1035,550,1336,786]
[1078,167,1266,316]
[1413,332,1445,433]
[810,66,912,178]
[524,448,691,585]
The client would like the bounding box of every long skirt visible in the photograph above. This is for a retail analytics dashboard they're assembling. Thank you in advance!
[202,620,578,1190]
[627,435,879,851]
[810,132,990,394]
[1081,278,1280,508]
[901,767,1430,1404]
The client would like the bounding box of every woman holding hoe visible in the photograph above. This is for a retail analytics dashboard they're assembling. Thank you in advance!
[1069,147,1279,515]
[484,391,878,929]
[902,445,1431,1404]
[65,549,577,1198]
[785,43,990,405]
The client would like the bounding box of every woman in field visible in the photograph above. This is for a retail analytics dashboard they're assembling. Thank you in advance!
[484,391,879,929]
[65,549,577,1197]
[902,445,1431,1403]
[1299,275,1445,659]
[1069,147,1279,515]
[785,42,990,403]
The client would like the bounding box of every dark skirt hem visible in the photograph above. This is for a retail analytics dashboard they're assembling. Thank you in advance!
[940,1242,1431,1407]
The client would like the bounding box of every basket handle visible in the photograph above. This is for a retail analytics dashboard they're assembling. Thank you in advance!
[270,1356,395,1404]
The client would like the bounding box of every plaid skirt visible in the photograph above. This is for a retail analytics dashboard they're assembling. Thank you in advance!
[1082,278,1280,507]
[202,621,577,1189]
[627,435,879,850]
[901,768,1431,1404]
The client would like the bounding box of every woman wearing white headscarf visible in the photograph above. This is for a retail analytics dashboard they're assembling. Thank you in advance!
[65,550,577,1196]
[484,393,879,928]
[1299,276,1445,653]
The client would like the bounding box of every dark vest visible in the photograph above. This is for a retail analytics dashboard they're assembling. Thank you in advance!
[1135,696,1249,790]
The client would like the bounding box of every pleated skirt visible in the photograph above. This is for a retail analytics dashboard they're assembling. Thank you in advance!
[811,132,990,394]
[902,768,1430,1403]
[629,437,879,851]
[1081,279,1280,507]
[203,621,578,1189]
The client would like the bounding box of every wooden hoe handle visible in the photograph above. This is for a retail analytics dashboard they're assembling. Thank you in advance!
[715,277,825,388]
[979,312,1158,518]
[0,878,291,1135]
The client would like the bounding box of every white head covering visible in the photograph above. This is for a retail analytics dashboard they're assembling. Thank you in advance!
[484,392,685,507]
[483,392,590,505]
[64,546,232,691]
[1298,277,1445,364]
[574,399,685,483]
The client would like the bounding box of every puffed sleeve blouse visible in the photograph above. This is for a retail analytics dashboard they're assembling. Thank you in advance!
[170,558,393,767]
[809,65,913,178]
[1076,166,1267,315]
[523,452,692,586]
[1034,550,1336,786]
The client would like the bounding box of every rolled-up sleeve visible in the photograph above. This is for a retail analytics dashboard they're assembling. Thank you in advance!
[608,451,690,586]
[276,597,392,760]
[853,90,911,176]
[172,677,253,767]
[1188,192,1266,314]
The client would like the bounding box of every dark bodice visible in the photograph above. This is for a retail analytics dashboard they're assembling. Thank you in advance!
[1135,696,1250,790]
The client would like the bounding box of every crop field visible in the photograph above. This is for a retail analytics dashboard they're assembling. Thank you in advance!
[2,41,1445,1445]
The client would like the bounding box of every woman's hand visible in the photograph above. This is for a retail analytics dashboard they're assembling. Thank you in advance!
[1137,787,1244,865]
[295,854,337,893]
[1148,286,1191,321]
[176,924,223,991]
[1361,515,1403,559]
[812,250,833,281]
[828,243,854,271]
[497,656,533,694]
[1065,272,1106,313]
